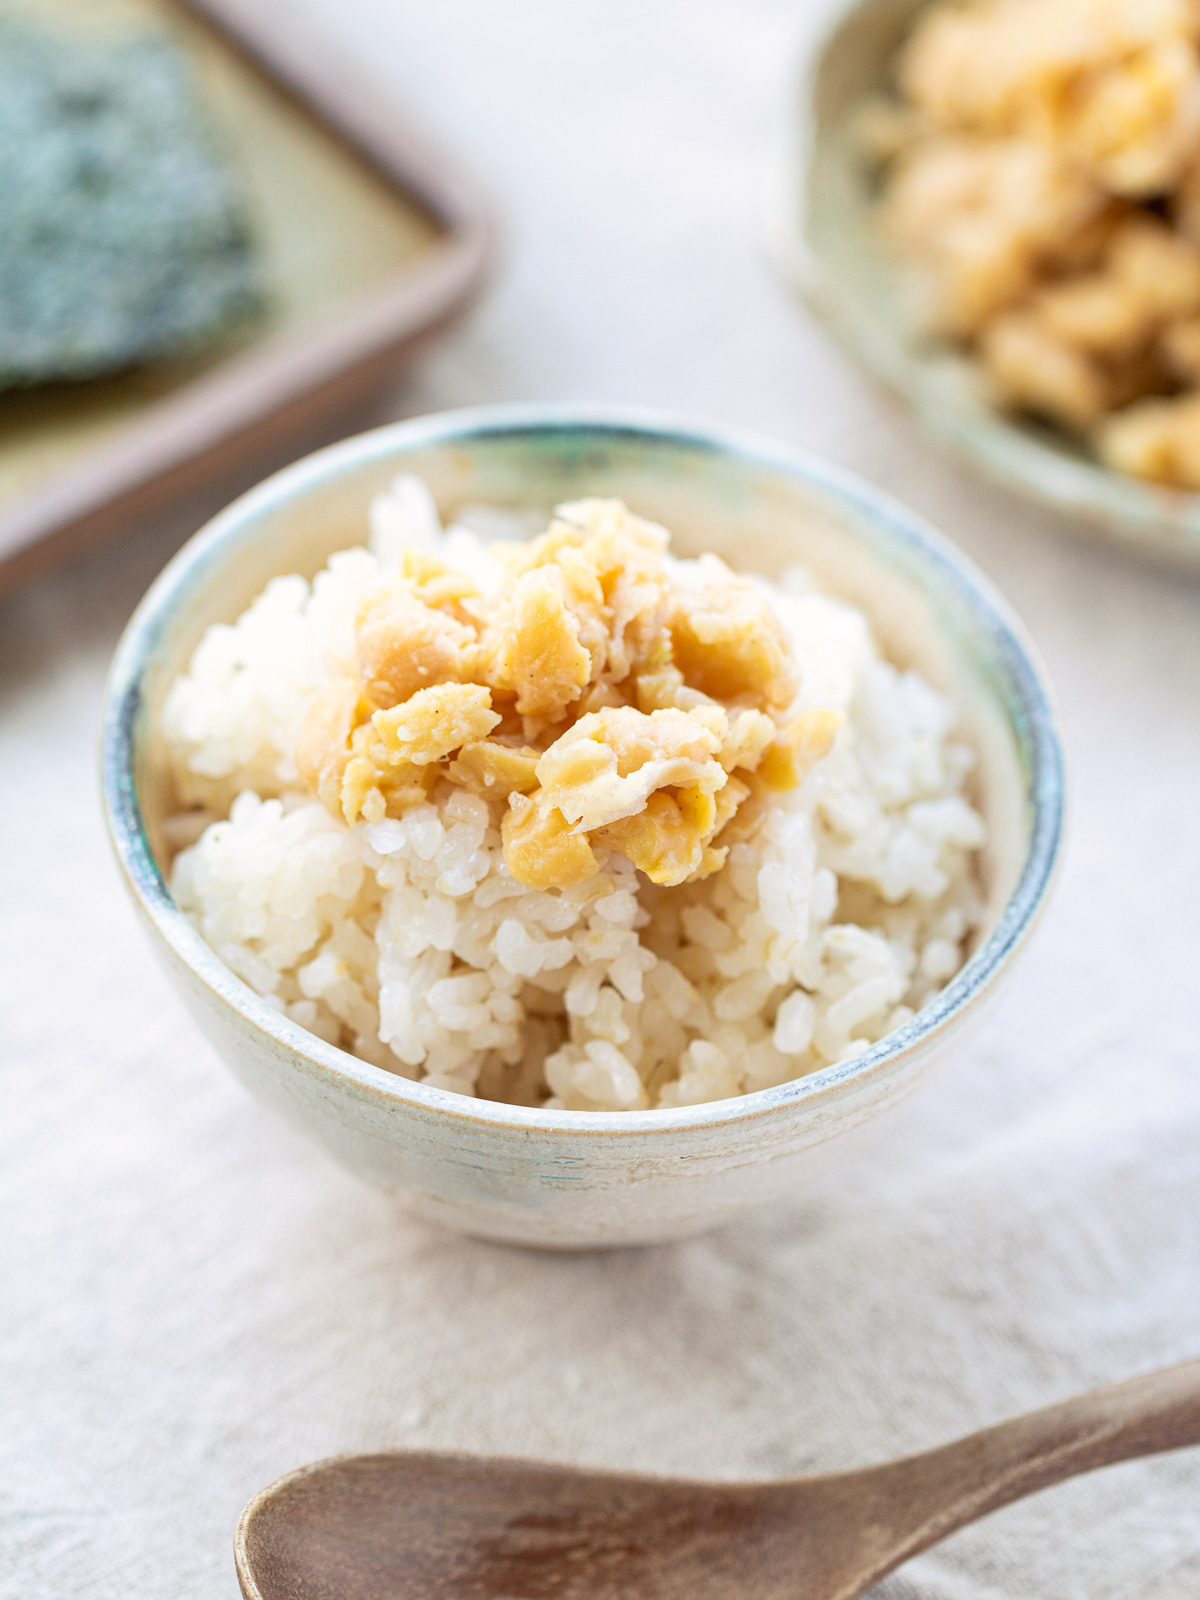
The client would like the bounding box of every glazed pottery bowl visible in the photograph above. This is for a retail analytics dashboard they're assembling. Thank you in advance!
[102,403,1063,1248]
[773,0,1200,568]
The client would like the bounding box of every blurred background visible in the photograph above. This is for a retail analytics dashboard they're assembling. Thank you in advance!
[2,3,1198,1598]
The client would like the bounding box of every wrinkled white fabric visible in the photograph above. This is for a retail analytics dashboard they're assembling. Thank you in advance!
[2,1,1199,1596]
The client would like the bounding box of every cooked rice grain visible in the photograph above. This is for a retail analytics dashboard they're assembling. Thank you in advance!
[162,478,985,1111]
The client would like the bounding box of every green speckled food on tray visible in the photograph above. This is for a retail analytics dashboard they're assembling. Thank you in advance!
[0,11,263,389]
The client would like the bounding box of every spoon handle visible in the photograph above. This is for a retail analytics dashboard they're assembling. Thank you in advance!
[857,1357,1200,1571]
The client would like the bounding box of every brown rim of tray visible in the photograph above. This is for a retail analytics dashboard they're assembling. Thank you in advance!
[0,0,494,598]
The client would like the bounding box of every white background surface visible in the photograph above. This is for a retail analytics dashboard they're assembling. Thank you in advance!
[3,1,1199,1596]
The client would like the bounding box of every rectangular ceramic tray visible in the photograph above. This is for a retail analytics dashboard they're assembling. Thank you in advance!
[0,0,492,595]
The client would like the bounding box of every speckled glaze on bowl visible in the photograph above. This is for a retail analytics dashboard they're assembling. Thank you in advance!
[102,404,1063,1249]
[773,0,1200,568]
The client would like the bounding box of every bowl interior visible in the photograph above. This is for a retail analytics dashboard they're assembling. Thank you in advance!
[783,0,1200,566]
[116,410,1056,1022]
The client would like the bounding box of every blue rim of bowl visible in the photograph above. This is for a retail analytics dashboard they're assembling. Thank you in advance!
[101,401,1065,1137]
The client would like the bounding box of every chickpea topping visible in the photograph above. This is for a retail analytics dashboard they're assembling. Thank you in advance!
[634,660,713,714]
[372,683,500,767]
[357,591,477,710]
[896,0,1200,196]
[1098,391,1200,487]
[296,680,437,825]
[718,709,777,774]
[534,706,727,833]
[596,787,718,887]
[295,678,361,815]
[479,567,591,718]
[295,499,844,886]
[670,557,797,708]
[1035,276,1149,358]
[396,548,478,612]
[447,740,541,798]
[759,710,845,792]
[502,794,599,889]
[981,311,1110,429]
[874,0,1200,484]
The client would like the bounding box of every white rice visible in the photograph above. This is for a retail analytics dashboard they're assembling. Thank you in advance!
[161,477,986,1111]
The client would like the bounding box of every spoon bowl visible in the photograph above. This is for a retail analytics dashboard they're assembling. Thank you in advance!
[237,1359,1200,1600]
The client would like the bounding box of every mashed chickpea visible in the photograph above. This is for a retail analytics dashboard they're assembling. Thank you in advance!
[872,0,1200,488]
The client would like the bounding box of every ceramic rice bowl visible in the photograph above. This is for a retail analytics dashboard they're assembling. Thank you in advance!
[101,404,1063,1248]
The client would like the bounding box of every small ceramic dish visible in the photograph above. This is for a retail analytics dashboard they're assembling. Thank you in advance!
[773,0,1200,568]
[101,404,1064,1249]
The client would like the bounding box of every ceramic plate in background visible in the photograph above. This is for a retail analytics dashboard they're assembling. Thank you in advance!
[772,0,1200,569]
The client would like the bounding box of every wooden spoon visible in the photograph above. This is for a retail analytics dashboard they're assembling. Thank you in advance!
[236,1358,1200,1600]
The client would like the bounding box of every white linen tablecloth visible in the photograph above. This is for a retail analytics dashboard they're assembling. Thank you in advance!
[3,2,1199,1595]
